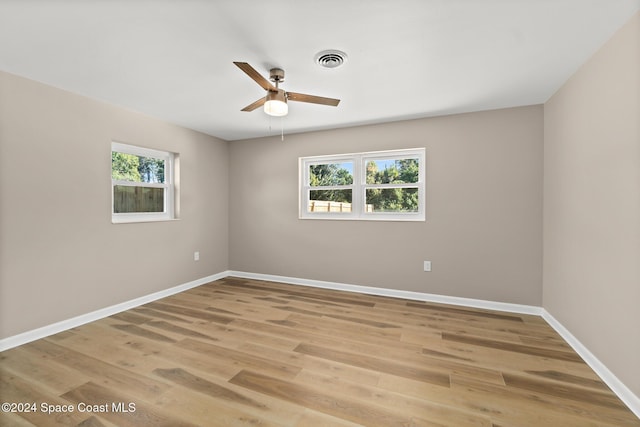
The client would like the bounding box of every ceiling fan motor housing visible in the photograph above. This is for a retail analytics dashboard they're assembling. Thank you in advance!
[269,68,285,83]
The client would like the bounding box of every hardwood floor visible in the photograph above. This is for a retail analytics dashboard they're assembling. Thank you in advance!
[1,277,638,426]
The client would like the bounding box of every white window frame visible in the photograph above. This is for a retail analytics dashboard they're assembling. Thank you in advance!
[299,148,425,221]
[111,142,176,224]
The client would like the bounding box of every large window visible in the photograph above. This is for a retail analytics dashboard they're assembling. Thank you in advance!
[300,148,425,221]
[111,142,177,223]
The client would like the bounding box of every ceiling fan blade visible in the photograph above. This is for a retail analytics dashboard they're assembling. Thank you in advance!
[233,62,275,91]
[287,91,340,107]
[241,96,266,112]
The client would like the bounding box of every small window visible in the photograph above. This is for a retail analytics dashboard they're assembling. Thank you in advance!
[300,148,425,221]
[111,142,177,223]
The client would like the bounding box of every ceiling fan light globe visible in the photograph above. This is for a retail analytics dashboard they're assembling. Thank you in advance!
[264,99,288,116]
[264,89,288,116]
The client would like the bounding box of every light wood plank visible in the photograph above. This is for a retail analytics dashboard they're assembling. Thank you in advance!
[61,381,197,427]
[229,370,413,427]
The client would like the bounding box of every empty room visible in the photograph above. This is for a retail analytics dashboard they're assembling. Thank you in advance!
[1,1,639,426]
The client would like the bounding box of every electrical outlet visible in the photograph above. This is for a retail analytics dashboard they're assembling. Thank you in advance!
[194,251,200,261]
[423,261,431,272]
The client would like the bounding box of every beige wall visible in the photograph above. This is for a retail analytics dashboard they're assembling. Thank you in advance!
[543,12,640,396]
[229,105,543,305]
[0,71,229,339]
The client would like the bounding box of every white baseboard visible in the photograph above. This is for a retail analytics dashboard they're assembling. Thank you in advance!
[542,310,640,419]
[228,270,543,315]
[0,271,228,352]
[2,269,637,418]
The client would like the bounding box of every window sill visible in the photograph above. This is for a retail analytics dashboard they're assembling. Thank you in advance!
[111,217,180,224]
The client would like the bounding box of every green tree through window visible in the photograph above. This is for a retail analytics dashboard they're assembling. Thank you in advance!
[111,152,141,182]
[309,163,353,204]
[365,158,419,212]
[111,152,165,183]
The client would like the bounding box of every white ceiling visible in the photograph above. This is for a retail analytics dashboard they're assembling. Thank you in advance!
[1,1,638,141]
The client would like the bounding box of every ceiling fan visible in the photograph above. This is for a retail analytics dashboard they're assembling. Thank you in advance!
[234,61,340,117]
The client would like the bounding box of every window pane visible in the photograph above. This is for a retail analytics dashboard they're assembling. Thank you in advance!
[365,188,419,213]
[308,189,353,212]
[114,186,165,213]
[365,158,419,184]
[112,152,165,183]
[309,162,353,187]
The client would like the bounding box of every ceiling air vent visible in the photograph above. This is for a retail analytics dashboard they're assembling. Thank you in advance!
[315,50,348,68]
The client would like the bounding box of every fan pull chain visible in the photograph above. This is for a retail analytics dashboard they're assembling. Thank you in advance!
[267,115,284,141]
